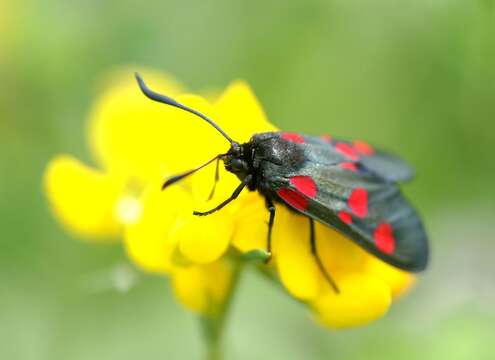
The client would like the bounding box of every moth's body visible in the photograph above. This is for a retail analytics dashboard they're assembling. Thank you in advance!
[135,73,429,293]
[225,132,306,193]
[224,131,428,272]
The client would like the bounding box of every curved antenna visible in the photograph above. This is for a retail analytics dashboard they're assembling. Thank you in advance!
[135,73,235,144]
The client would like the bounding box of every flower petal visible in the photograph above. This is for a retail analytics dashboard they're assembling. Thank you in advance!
[124,183,193,273]
[43,155,123,239]
[364,257,416,299]
[314,222,367,273]
[214,80,278,142]
[273,208,323,300]
[190,159,241,208]
[312,273,392,329]
[171,260,233,314]
[89,70,226,183]
[231,192,269,253]
[171,94,229,157]
[190,165,268,255]
[175,212,234,264]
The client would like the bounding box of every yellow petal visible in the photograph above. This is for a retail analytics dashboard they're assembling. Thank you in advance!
[190,163,268,255]
[89,70,226,183]
[171,260,233,314]
[175,212,234,264]
[43,155,123,239]
[315,222,367,273]
[231,192,269,253]
[364,257,416,299]
[169,94,229,158]
[182,163,253,262]
[312,273,392,329]
[273,208,323,300]
[190,156,241,207]
[124,183,193,274]
[214,80,278,142]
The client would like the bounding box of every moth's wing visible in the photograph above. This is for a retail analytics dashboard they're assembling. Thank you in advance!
[271,157,428,272]
[304,135,414,183]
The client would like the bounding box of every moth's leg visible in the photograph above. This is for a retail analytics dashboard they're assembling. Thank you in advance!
[194,175,251,216]
[309,218,340,294]
[264,197,275,263]
[207,157,221,201]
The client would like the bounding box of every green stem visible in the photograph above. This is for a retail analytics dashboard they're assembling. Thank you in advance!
[200,260,243,360]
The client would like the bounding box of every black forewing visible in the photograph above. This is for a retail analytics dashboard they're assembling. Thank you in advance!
[305,135,414,183]
[269,134,428,272]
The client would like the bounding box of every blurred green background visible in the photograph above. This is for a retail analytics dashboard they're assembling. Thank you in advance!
[1,0,494,359]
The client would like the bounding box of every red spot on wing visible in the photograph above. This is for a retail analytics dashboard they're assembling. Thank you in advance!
[289,176,317,198]
[277,188,309,211]
[321,134,332,142]
[335,142,360,161]
[374,223,396,255]
[353,140,375,155]
[281,132,305,144]
[338,211,352,224]
[340,162,358,172]
[348,188,368,218]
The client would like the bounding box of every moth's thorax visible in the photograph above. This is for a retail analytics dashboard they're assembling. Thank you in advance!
[223,132,306,191]
[251,132,305,168]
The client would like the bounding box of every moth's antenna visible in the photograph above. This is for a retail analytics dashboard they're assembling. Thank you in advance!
[135,73,235,144]
[161,154,224,190]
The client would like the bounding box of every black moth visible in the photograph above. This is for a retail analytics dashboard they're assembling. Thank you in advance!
[135,73,429,293]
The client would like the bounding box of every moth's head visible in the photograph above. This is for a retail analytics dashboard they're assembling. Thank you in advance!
[224,142,250,178]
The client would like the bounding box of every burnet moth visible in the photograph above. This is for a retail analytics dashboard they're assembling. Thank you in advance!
[135,73,429,293]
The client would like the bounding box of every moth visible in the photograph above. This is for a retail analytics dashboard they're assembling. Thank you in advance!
[135,73,429,292]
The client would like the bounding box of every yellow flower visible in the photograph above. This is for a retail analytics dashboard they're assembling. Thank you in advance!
[172,260,234,315]
[43,67,271,314]
[44,67,185,240]
[44,68,415,328]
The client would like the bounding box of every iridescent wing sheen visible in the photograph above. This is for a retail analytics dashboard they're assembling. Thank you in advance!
[270,132,428,271]
[305,134,414,182]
